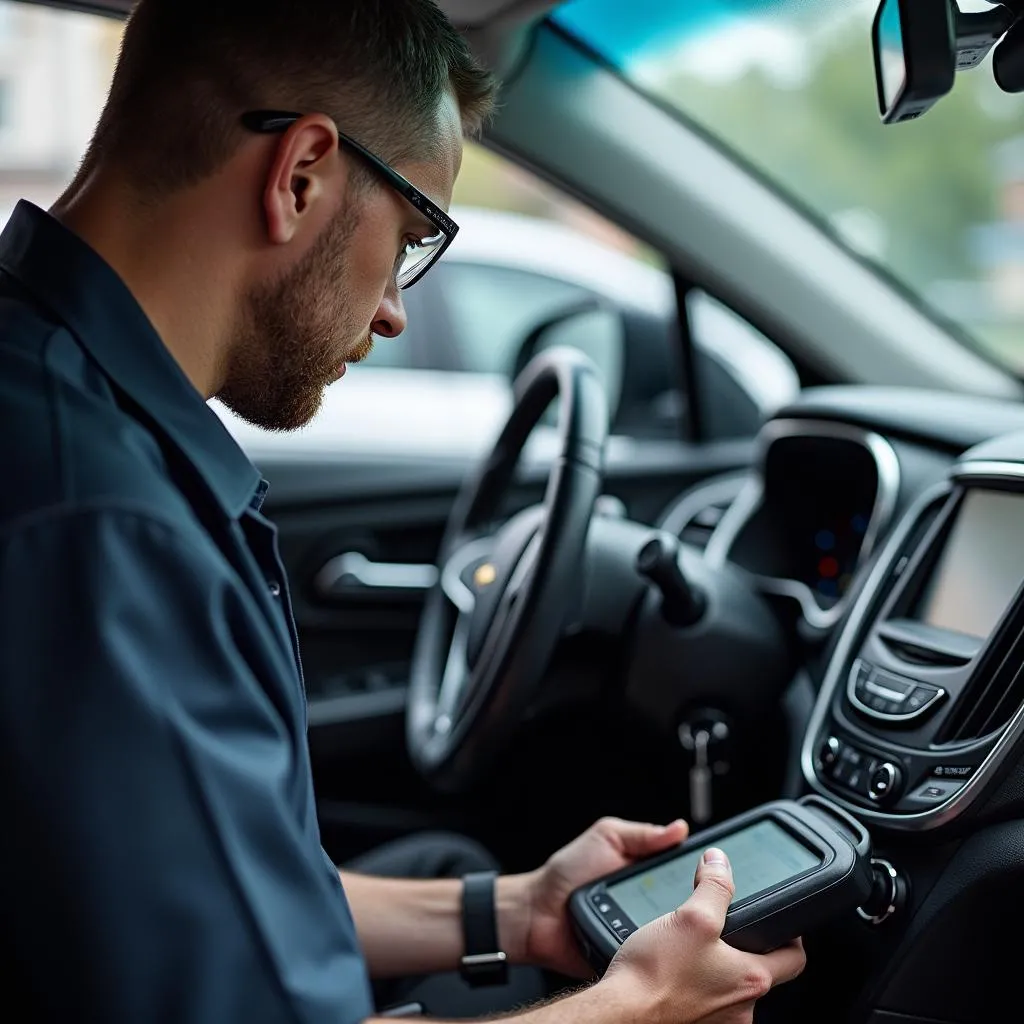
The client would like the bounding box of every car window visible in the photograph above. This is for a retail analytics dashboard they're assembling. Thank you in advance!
[554,0,1024,375]
[0,3,119,225]
[429,262,595,376]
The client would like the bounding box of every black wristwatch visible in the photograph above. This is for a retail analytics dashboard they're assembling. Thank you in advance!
[459,871,509,988]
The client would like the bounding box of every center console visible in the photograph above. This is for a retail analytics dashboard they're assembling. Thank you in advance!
[803,451,1024,828]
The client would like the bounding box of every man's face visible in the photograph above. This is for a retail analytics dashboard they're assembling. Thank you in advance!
[218,94,463,432]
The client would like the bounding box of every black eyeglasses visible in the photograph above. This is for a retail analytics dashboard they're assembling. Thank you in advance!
[241,110,458,290]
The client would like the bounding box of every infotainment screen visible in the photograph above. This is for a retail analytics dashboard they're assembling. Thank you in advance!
[606,820,821,926]
[917,489,1024,640]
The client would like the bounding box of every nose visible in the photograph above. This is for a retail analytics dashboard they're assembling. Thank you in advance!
[372,281,407,339]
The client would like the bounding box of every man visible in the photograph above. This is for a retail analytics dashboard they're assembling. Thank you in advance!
[0,1,805,1022]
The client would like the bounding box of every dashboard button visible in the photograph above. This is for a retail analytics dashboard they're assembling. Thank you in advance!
[871,670,914,700]
[869,762,903,802]
[906,685,944,714]
[865,692,889,713]
[818,736,842,769]
[849,660,872,692]
[904,690,928,711]
[840,746,863,768]
[903,777,965,808]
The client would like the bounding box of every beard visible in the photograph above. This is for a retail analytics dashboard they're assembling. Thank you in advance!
[217,211,374,432]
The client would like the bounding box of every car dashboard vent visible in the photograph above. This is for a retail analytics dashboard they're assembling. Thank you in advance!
[938,593,1024,744]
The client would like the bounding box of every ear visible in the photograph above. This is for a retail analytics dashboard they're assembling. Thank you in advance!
[262,114,344,245]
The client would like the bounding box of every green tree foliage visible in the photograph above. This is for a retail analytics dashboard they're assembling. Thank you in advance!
[652,17,1024,288]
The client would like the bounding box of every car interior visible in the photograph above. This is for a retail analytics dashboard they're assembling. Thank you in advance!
[13,0,1024,1021]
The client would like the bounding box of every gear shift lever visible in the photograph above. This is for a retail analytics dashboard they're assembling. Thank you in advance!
[636,533,705,627]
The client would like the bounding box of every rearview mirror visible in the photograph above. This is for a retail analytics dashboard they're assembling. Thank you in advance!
[872,0,1014,124]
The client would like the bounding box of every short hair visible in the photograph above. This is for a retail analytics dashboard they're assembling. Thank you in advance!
[81,0,497,197]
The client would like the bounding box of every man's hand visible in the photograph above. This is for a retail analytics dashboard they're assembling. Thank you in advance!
[370,849,804,1024]
[508,816,689,978]
[599,848,806,1024]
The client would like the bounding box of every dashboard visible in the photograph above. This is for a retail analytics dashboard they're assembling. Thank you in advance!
[660,389,1024,832]
[803,455,1024,829]
[653,388,1024,1019]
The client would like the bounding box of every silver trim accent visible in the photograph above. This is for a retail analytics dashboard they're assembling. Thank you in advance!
[434,616,471,737]
[856,858,900,925]
[864,679,908,703]
[801,473,1024,829]
[704,419,901,631]
[657,472,750,538]
[846,659,946,723]
[315,551,438,595]
[952,460,1024,483]
[433,537,497,735]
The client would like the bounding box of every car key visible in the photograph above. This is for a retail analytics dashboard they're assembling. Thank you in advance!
[679,723,713,824]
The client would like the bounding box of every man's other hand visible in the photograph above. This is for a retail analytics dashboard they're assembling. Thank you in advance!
[510,816,689,978]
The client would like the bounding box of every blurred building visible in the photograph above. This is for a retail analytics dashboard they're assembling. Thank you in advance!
[0,2,119,225]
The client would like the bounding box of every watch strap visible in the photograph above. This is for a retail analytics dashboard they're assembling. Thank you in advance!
[460,870,508,987]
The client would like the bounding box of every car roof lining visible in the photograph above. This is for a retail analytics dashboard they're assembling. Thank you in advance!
[27,0,558,78]
[28,0,558,29]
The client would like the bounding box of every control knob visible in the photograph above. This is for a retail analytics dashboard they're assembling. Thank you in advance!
[857,858,908,925]
[868,761,902,803]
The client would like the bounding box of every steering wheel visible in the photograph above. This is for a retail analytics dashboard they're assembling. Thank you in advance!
[407,347,608,791]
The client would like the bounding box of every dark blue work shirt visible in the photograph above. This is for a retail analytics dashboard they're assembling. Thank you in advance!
[0,202,374,1023]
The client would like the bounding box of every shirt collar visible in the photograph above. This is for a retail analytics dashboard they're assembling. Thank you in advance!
[0,200,261,519]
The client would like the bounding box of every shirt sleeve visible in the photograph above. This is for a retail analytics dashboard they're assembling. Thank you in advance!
[0,507,374,1024]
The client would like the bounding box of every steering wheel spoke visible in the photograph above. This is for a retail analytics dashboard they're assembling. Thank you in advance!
[434,614,471,736]
[439,536,495,616]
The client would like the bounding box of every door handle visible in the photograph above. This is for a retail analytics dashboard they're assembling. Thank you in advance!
[314,551,439,596]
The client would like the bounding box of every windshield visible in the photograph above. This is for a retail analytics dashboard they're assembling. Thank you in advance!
[554,0,1024,374]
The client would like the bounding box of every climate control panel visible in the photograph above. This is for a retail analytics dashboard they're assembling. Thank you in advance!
[847,659,945,724]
